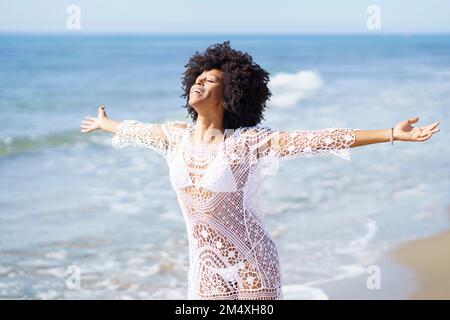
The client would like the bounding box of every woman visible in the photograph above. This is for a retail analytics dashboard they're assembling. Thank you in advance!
[80,41,440,300]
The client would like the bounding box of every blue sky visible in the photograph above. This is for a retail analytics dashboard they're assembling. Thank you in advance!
[1,0,449,34]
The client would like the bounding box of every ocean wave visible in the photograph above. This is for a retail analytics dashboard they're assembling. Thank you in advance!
[268,70,323,108]
[0,130,106,156]
[282,284,328,300]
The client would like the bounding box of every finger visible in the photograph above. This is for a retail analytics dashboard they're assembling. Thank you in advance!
[431,128,440,134]
[425,127,440,134]
[425,122,440,130]
[416,133,432,141]
[432,121,440,127]
[80,123,94,129]
[85,116,96,121]
[420,127,432,134]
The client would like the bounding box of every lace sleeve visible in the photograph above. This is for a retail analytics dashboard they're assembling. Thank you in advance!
[245,126,359,162]
[111,120,174,157]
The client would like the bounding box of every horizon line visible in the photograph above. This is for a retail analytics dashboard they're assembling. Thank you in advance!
[1,30,450,37]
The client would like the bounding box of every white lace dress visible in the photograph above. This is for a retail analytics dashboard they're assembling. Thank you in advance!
[111,120,358,300]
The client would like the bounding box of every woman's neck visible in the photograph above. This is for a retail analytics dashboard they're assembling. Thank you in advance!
[193,114,224,144]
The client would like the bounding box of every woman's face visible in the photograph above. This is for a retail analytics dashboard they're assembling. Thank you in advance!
[189,69,224,112]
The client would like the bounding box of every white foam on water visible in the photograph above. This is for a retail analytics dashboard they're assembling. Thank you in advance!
[127,257,146,265]
[0,266,13,276]
[392,183,427,199]
[35,290,59,300]
[281,217,380,291]
[91,278,121,290]
[281,284,328,300]
[348,219,377,250]
[334,219,378,261]
[44,249,68,260]
[150,287,186,299]
[37,267,67,278]
[127,264,160,277]
[297,219,380,287]
[303,264,367,287]
[268,70,323,108]
[109,202,142,215]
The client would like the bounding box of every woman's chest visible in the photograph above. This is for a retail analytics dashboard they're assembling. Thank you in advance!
[167,143,245,193]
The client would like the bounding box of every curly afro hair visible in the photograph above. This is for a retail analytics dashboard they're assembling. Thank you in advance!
[180,41,272,129]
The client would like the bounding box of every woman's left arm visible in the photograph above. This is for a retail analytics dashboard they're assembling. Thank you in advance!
[247,115,440,164]
[352,116,440,148]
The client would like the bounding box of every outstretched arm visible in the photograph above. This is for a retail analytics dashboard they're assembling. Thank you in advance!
[247,126,359,162]
[246,115,440,164]
[80,105,172,158]
[352,116,440,147]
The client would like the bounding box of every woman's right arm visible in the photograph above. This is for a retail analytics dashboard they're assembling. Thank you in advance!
[80,105,175,158]
[99,117,120,134]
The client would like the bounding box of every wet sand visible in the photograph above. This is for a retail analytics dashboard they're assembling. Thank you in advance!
[390,229,450,299]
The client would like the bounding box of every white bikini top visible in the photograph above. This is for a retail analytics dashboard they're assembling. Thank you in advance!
[168,125,238,192]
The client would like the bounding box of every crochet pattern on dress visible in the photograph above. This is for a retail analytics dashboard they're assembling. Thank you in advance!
[112,120,357,300]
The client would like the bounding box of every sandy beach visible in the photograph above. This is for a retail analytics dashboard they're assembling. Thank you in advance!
[390,229,450,299]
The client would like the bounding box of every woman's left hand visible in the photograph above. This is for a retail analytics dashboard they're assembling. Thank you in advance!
[393,116,440,142]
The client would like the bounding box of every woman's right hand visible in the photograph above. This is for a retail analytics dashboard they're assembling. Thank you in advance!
[80,105,108,133]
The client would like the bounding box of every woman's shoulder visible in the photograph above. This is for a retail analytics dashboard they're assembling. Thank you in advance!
[233,125,274,138]
[164,121,193,136]
[165,121,191,129]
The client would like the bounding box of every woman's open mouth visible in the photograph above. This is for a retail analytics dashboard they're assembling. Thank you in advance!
[192,88,205,96]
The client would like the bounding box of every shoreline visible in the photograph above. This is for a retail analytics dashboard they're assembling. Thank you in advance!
[312,229,450,300]
[314,250,417,299]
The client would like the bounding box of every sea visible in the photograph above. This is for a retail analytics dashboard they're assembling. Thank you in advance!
[0,33,449,299]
